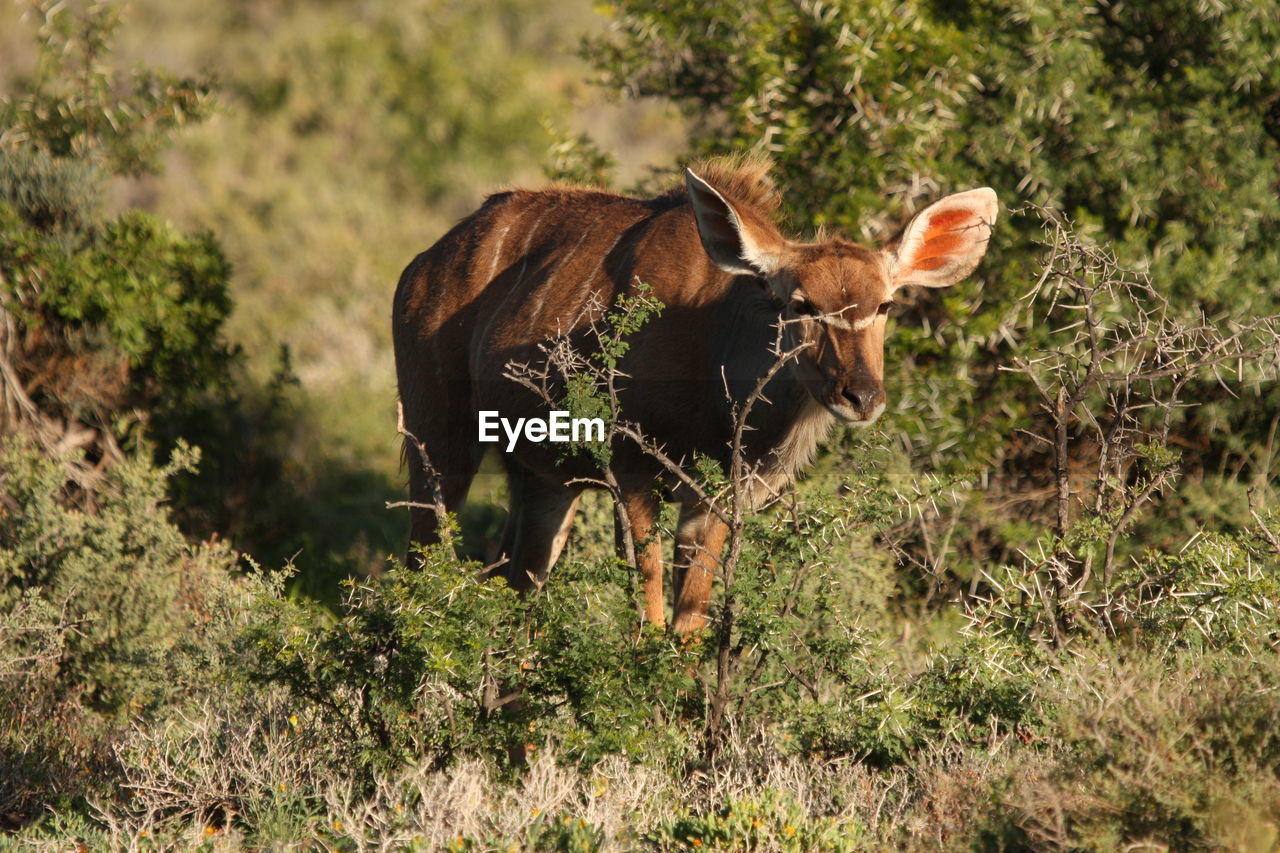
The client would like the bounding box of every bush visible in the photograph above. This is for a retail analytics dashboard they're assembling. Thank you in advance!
[0,2,317,576]
[0,201,236,422]
[0,146,102,235]
[0,0,233,468]
[979,650,1280,852]
[247,535,698,776]
[0,438,240,714]
[0,437,242,827]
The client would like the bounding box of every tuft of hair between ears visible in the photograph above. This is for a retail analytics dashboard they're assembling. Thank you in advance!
[669,151,782,214]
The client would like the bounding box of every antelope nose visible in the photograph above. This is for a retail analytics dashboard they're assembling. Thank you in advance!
[842,386,884,416]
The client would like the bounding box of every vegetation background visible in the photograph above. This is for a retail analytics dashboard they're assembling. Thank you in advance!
[1,0,1278,850]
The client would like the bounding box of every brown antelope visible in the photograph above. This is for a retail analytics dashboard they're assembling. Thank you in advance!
[393,156,996,634]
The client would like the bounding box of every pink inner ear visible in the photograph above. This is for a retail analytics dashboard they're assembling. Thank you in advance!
[923,208,974,238]
[907,209,978,271]
[912,233,965,264]
[912,253,952,272]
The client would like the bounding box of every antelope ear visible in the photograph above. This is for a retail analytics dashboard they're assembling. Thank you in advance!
[889,188,998,289]
[685,168,784,277]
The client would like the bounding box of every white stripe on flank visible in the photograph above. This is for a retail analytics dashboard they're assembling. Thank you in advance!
[527,288,547,328]
[589,229,626,287]
[509,210,549,296]
[531,210,606,330]
[576,223,633,316]
[485,225,511,284]
[521,212,546,256]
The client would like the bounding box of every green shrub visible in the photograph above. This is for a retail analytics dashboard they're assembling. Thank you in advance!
[0,437,240,712]
[1,202,236,419]
[647,789,867,852]
[0,2,317,579]
[0,0,232,472]
[967,526,1280,655]
[0,146,102,235]
[247,533,698,776]
[0,437,243,827]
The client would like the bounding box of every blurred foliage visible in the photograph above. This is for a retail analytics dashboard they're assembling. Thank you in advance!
[0,0,214,174]
[116,0,596,385]
[0,2,312,589]
[0,146,102,234]
[544,125,618,186]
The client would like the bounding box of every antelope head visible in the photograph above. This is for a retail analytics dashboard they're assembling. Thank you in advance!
[686,169,998,424]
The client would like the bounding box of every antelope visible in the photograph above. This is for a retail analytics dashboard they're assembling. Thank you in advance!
[393,156,996,634]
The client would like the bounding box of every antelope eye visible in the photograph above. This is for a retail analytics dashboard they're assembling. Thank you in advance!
[877,301,894,315]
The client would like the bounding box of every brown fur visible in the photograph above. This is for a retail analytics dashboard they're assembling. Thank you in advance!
[393,157,994,633]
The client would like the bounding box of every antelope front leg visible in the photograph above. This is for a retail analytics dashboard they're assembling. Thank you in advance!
[671,505,729,635]
[618,489,666,628]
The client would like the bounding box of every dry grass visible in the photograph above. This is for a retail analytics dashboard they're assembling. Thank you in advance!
[68,686,1029,852]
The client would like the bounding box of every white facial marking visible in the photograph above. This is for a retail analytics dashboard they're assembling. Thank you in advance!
[809,303,876,332]
[826,400,887,426]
